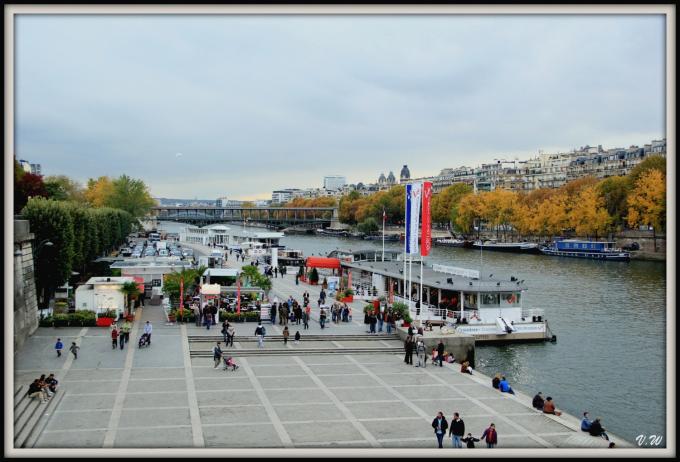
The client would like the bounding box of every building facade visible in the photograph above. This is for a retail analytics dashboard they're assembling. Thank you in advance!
[323,175,347,191]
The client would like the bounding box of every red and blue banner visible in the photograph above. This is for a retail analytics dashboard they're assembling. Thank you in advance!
[405,183,422,255]
[421,181,432,256]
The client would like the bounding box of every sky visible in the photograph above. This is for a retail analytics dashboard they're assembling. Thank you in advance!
[14,13,666,200]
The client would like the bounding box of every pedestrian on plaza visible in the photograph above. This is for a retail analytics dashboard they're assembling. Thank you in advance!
[303,310,309,330]
[480,423,498,448]
[27,379,50,403]
[270,303,277,325]
[295,274,299,285]
[45,373,59,394]
[432,411,448,448]
[121,320,132,350]
[221,320,230,343]
[283,326,289,345]
[111,327,119,349]
[369,313,377,334]
[449,412,465,448]
[274,267,278,278]
[532,392,545,410]
[437,340,445,367]
[377,311,384,332]
[294,330,301,345]
[204,309,212,330]
[194,304,201,327]
[404,334,414,365]
[320,289,326,305]
[211,305,218,325]
[385,311,393,334]
[461,433,480,448]
[213,342,223,368]
[319,308,327,329]
[143,321,153,345]
[227,324,235,347]
[415,336,426,368]
[55,338,64,358]
[255,323,266,348]
[69,342,80,360]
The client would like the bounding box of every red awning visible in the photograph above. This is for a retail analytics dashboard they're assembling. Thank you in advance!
[305,257,341,270]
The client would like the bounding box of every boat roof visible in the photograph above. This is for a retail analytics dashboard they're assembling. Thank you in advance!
[559,239,615,243]
[203,268,240,277]
[341,260,527,293]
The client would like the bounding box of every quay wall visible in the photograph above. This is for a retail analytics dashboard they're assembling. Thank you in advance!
[13,220,40,351]
[395,326,476,367]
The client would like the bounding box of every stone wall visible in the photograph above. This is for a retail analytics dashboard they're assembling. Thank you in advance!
[396,326,476,367]
[14,220,39,351]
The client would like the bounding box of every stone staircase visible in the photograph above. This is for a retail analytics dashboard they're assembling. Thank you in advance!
[13,385,64,448]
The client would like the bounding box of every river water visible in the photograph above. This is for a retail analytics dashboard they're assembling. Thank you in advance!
[159,222,667,445]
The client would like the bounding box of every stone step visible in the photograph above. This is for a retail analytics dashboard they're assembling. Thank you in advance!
[188,334,399,342]
[14,396,44,447]
[14,389,35,426]
[24,389,65,448]
[190,347,403,357]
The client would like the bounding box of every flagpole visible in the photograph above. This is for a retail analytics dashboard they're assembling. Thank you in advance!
[382,209,385,262]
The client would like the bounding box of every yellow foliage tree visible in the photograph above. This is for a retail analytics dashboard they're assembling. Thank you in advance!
[455,193,485,236]
[626,169,666,251]
[84,176,114,207]
[569,185,611,239]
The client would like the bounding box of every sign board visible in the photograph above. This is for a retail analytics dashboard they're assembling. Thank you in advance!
[152,279,162,287]
[201,283,221,295]
[432,264,480,279]
[326,276,340,297]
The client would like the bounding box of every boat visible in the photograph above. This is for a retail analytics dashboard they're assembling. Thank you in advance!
[338,257,555,344]
[540,239,630,261]
[316,228,350,237]
[363,234,400,241]
[472,239,541,254]
[265,248,306,267]
[434,238,472,248]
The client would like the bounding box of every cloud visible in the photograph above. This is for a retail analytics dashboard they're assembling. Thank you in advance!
[14,14,666,198]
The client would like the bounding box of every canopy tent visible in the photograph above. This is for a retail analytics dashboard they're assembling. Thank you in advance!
[304,257,341,270]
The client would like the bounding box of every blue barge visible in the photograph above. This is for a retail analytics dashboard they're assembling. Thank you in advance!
[540,239,630,261]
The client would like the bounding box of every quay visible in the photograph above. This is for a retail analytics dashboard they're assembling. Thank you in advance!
[12,239,632,451]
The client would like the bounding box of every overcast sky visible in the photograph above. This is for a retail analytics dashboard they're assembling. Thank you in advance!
[15,14,666,200]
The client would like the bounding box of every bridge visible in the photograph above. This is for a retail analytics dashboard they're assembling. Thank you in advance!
[150,205,339,229]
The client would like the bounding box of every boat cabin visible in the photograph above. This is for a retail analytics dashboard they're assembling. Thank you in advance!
[555,240,616,252]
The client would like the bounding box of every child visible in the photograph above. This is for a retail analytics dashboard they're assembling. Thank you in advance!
[111,327,119,349]
[283,326,289,345]
[461,433,480,448]
[55,338,64,358]
[294,331,301,345]
[431,348,438,363]
[69,342,80,360]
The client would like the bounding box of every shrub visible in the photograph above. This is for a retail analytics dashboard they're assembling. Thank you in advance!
[363,304,375,314]
[344,288,354,297]
[309,268,319,284]
[99,309,118,319]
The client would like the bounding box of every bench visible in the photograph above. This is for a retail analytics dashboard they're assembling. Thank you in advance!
[14,385,64,448]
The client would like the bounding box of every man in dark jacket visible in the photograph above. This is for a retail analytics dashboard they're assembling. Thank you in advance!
[404,334,414,365]
[532,392,544,410]
[432,411,449,448]
[437,340,445,367]
[449,412,465,448]
[588,417,610,440]
[461,433,480,448]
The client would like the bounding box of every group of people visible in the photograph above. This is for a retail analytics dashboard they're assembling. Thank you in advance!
[195,303,218,329]
[532,392,563,416]
[581,412,611,441]
[364,309,393,334]
[404,336,458,369]
[220,320,236,346]
[54,338,80,359]
[271,297,311,330]
[432,411,498,448]
[26,373,59,403]
[107,320,133,350]
[212,342,239,371]
[492,373,515,394]
[263,265,287,278]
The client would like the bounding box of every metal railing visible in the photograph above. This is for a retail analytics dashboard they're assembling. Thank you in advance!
[521,308,545,319]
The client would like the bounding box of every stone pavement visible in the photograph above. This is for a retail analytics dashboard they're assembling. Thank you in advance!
[14,301,630,449]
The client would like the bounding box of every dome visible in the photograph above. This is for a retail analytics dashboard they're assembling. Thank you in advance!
[378,173,386,184]
[387,171,396,184]
[400,164,411,180]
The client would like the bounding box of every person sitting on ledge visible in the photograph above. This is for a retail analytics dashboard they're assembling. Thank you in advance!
[542,397,562,416]
[588,417,610,441]
[460,361,473,375]
[532,392,544,410]
[498,376,515,395]
[492,373,502,390]
[581,412,593,432]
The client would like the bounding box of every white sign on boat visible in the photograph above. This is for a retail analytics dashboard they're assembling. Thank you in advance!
[432,264,480,279]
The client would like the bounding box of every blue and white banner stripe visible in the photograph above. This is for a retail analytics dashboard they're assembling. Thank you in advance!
[405,183,422,255]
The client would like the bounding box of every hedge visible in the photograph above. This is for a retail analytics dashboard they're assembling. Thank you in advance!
[39,310,97,327]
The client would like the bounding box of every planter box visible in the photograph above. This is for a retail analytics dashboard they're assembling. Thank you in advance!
[402,321,411,328]
[96,317,115,327]
[341,296,354,303]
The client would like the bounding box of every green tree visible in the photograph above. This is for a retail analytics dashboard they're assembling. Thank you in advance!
[44,175,85,202]
[357,217,379,235]
[22,198,75,307]
[108,175,157,219]
[627,155,666,186]
[597,176,630,232]
[119,281,141,316]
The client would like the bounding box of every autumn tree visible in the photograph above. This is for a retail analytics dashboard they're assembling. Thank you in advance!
[84,176,115,207]
[14,158,48,213]
[455,193,485,236]
[627,169,666,251]
[44,175,85,202]
[431,183,473,226]
[597,176,630,232]
[627,155,666,186]
[569,185,611,239]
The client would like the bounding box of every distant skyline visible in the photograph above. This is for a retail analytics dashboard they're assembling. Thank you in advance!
[14,14,666,200]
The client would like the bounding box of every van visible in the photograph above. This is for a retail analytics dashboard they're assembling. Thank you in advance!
[158,249,169,257]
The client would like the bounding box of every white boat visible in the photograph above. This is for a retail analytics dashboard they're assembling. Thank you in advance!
[472,239,541,254]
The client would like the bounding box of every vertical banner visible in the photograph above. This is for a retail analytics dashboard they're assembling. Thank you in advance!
[236,277,241,315]
[405,183,423,255]
[421,181,432,256]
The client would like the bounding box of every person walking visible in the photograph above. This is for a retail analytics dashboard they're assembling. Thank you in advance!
[55,338,64,358]
[143,321,153,345]
[121,320,132,350]
[111,327,119,349]
[303,310,309,330]
[431,411,449,448]
[283,326,290,345]
[69,342,80,360]
[415,337,426,368]
[204,308,212,330]
[437,340,445,367]
[404,334,414,365]
[221,320,229,344]
[255,323,266,348]
[274,267,278,278]
[377,311,384,333]
[194,304,201,327]
[270,304,277,325]
[294,330,301,345]
[481,423,498,448]
[319,308,327,329]
[449,412,465,448]
[227,323,235,347]
[213,342,223,368]
[385,311,393,334]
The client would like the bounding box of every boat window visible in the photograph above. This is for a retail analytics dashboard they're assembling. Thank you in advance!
[501,292,521,306]
[481,293,500,307]
[464,293,478,308]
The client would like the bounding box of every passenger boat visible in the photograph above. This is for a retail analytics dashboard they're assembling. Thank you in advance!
[339,254,555,344]
[472,239,541,254]
[433,238,472,248]
[363,234,400,242]
[316,228,350,237]
[540,239,630,261]
[265,248,305,267]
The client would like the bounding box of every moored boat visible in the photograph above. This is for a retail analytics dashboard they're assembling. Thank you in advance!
[472,239,541,254]
[540,239,630,261]
[434,238,472,248]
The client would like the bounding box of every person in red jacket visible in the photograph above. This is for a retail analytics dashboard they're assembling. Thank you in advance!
[481,423,498,448]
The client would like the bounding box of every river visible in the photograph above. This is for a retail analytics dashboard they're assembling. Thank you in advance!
[159,221,667,445]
